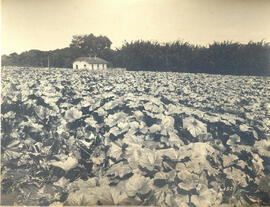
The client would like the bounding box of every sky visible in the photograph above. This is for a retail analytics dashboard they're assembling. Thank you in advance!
[1,0,270,55]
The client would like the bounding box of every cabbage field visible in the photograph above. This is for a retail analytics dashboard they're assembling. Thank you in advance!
[1,67,270,206]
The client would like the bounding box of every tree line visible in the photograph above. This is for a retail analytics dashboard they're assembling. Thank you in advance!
[2,34,270,76]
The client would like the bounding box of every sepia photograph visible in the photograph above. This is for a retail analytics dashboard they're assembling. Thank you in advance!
[1,0,270,206]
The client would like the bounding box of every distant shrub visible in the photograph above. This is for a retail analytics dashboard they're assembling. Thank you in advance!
[2,36,269,76]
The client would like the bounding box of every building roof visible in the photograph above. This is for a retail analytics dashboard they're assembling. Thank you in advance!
[73,57,109,64]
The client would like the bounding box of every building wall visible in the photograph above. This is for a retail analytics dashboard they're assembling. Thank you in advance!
[73,61,90,69]
[73,61,107,70]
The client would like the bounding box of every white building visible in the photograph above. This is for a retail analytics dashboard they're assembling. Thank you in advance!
[73,57,109,70]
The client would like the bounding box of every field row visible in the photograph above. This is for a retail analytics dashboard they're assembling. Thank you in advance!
[1,68,270,206]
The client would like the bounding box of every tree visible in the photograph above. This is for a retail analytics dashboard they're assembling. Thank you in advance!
[69,33,112,57]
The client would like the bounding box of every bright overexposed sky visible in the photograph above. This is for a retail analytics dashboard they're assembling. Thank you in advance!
[1,0,270,55]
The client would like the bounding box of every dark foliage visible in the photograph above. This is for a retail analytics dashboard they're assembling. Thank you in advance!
[2,34,270,76]
[114,40,270,76]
